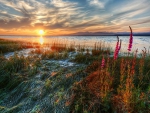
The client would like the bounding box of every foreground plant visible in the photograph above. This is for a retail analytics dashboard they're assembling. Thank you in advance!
[128,26,133,52]
[114,36,122,60]
[0,54,40,90]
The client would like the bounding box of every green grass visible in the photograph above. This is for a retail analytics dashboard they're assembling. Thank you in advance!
[0,38,150,113]
[0,53,40,90]
[0,38,41,54]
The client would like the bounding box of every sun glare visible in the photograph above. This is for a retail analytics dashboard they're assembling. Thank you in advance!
[39,36,44,45]
[39,30,44,35]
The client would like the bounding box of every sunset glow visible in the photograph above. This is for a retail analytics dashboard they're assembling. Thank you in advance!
[39,30,44,35]
[0,0,150,35]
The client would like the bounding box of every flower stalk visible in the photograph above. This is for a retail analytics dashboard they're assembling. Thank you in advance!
[128,26,133,52]
[114,36,122,60]
[101,56,105,68]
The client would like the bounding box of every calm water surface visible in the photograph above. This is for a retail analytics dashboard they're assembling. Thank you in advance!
[1,35,150,53]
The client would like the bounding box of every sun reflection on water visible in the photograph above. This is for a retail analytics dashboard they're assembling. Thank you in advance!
[39,36,44,45]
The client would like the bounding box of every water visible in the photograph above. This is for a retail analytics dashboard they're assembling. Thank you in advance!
[1,35,150,53]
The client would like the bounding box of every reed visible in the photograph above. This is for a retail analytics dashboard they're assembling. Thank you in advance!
[0,38,41,54]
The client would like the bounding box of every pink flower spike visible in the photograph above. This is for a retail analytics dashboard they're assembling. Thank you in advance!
[118,40,122,51]
[114,36,121,60]
[101,56,105,68]
[128,26,133,52]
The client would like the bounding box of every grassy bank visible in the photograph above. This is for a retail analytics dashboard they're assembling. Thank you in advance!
[0,38,42,54]
[0,38,150,113]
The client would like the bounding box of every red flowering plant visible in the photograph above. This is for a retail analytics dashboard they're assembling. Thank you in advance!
[128,26,133,52]
[114,36,122,60]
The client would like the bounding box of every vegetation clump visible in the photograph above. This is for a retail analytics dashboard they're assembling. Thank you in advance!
[0,53,40,90]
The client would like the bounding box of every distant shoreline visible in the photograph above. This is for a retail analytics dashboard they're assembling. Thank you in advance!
[1,34,150,37]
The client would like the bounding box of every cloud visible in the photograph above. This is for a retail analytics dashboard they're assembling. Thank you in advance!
[107,0,150,26]
[0,0,84,30]
[0,0,150,34]
[87,0,110,9]
[51,0,77,8]
[0,18,32,29]
[0,11,11,18]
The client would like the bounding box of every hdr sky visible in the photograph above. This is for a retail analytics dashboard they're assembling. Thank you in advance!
[0,0,150,35]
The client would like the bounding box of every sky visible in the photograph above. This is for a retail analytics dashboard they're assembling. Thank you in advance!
[0,0,150,35]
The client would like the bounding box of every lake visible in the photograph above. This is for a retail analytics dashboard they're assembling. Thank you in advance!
[1,35,150,53]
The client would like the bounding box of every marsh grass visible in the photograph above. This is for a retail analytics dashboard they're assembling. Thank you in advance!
[0,38,41,54]
[29,39,111,64]
[92,42,111,56]
[50,41,75,52]
[0,38,150,113]
[0,39,22,53]
[0,53,40,90]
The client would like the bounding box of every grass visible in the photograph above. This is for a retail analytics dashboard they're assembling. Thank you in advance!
[0,38,150,113]
[0,52,40,90]
[0,38,41,54]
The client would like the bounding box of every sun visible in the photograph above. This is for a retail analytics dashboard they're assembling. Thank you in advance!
[39,30,44,35]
